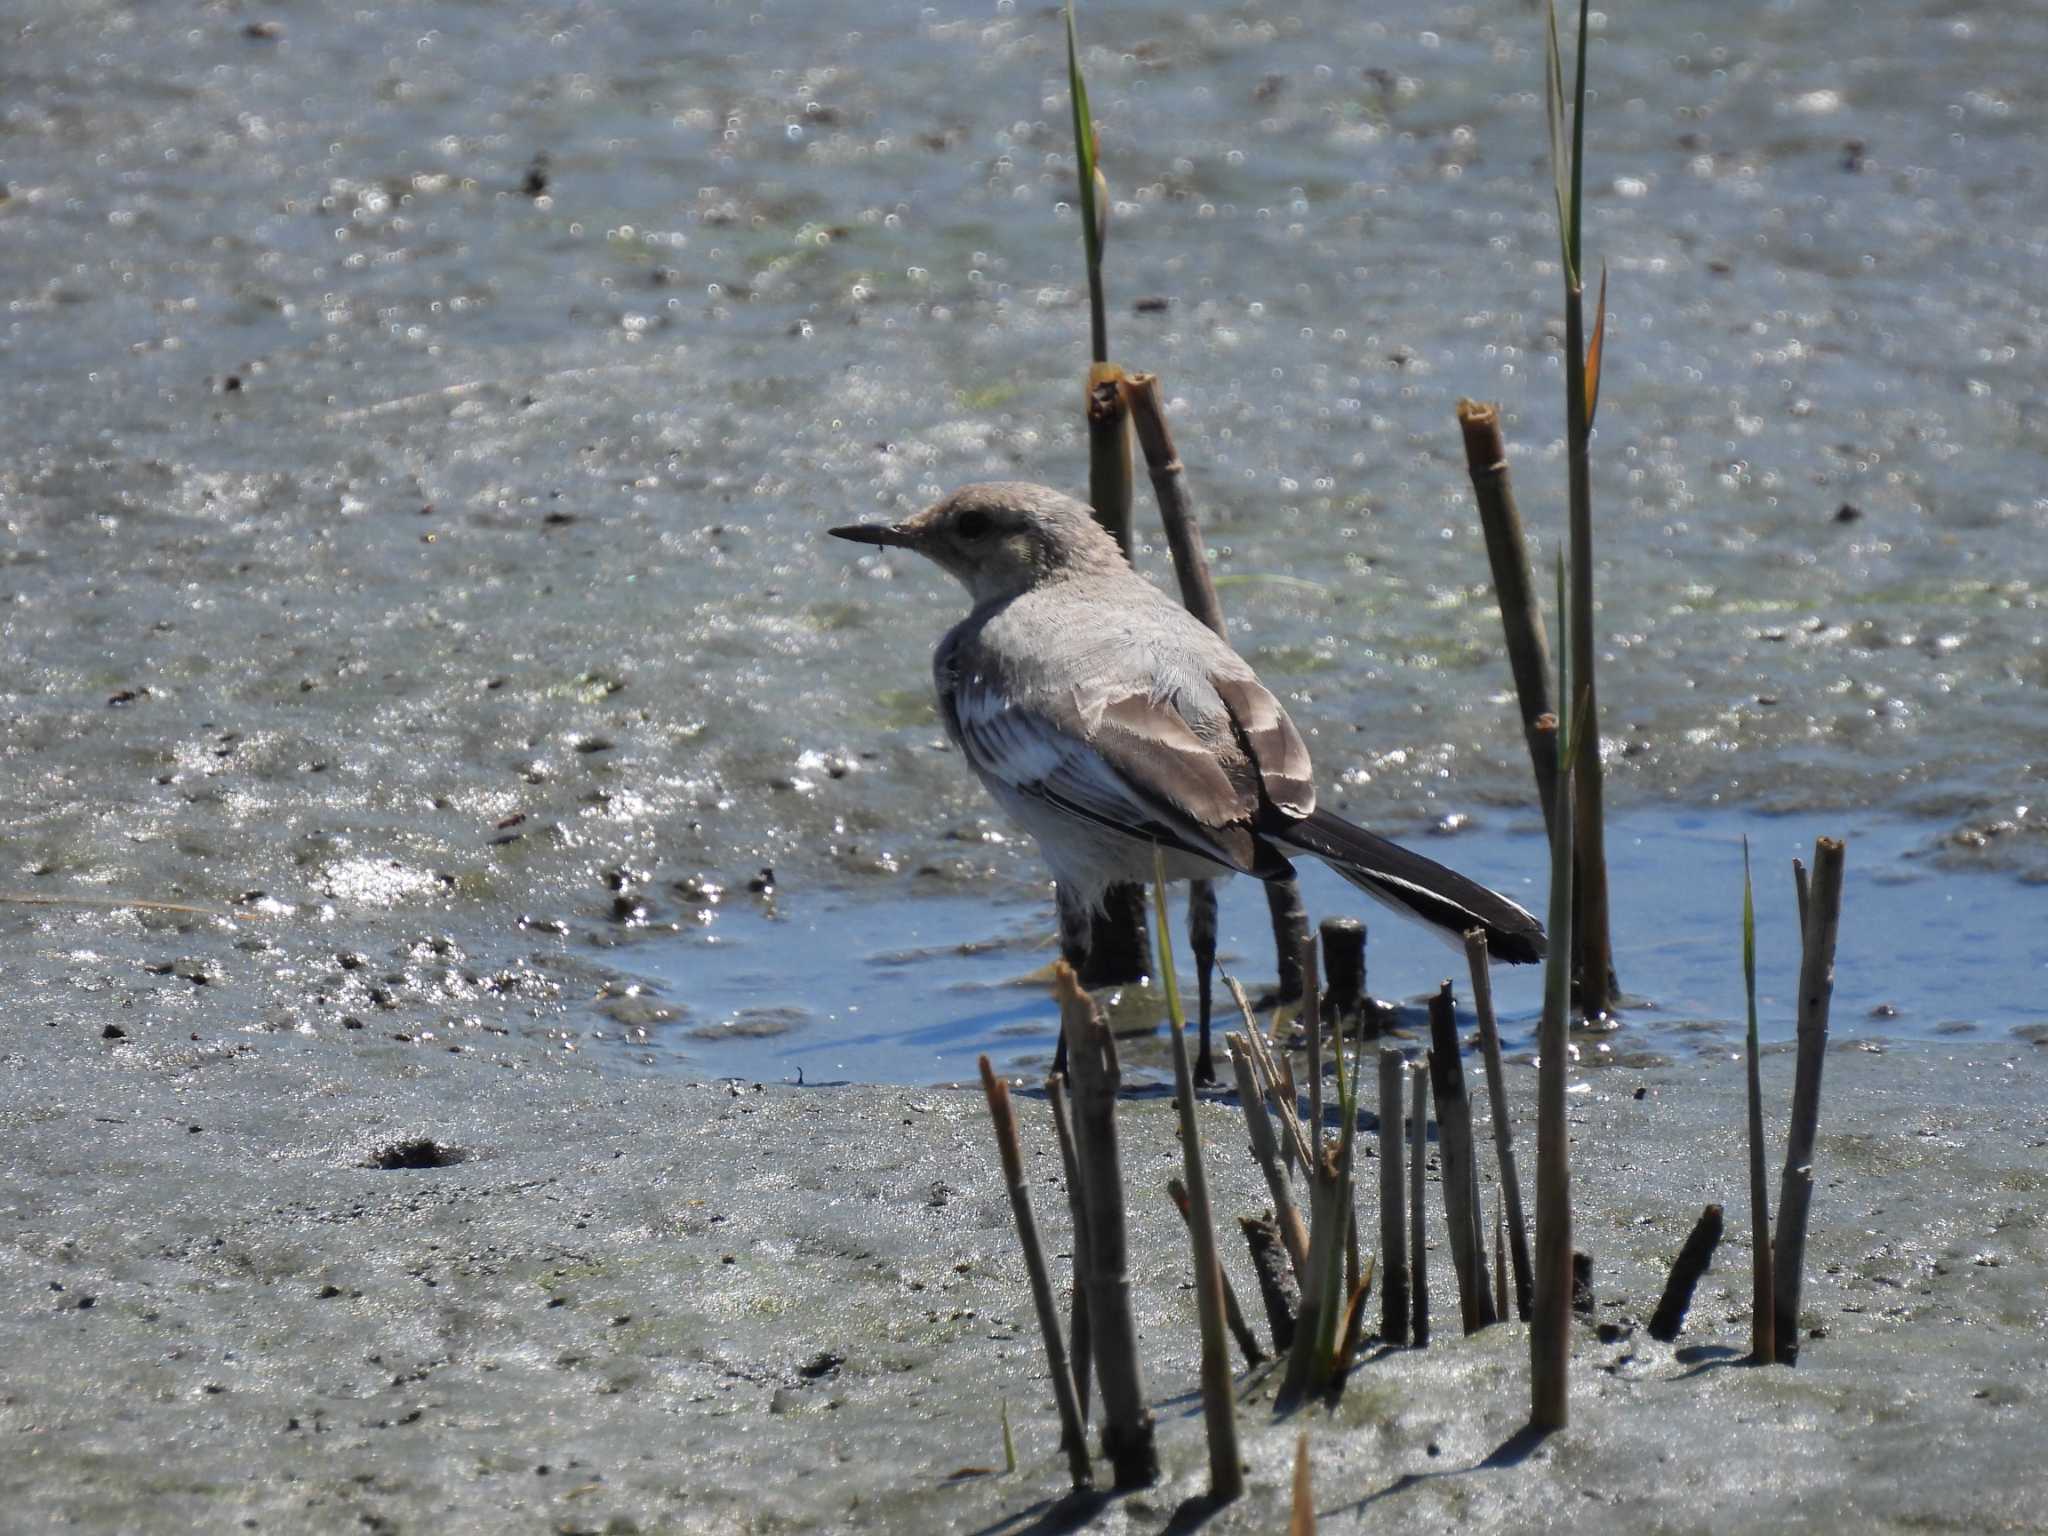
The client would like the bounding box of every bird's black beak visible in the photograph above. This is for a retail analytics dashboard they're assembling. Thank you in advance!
[829,522,917,549]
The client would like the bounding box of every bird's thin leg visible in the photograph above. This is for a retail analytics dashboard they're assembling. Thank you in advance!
[1189,878,1219,1085]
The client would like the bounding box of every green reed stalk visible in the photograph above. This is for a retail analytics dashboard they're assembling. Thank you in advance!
[1546,0,1617,1016]
[1152,854,1243,1500]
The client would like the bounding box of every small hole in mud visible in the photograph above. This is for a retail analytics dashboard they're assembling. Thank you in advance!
[366,1138,467,1170]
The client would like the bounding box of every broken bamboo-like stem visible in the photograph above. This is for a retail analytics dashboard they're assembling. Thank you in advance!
[1427,982,1496,1333]
[1464,929,1533,1322]
[1409,1060,1431,1348]
[1457,398,1559,837]
[1772,836,1845,1365]
[980,1057,1092,1488]
[1648,1203,1725,1344]
[1740,837,1773,1366]
[1053,962,1158,1487]
[1227,1035,1309,1281]
[1377,1047,1409,1345]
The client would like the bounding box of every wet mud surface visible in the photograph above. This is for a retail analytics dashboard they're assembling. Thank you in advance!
[3,1007,2044,1531]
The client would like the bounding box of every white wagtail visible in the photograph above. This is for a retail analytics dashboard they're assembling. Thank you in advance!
[831,482,1545,966]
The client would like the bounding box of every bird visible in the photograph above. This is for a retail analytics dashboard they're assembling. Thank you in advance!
[830,481,1545,983]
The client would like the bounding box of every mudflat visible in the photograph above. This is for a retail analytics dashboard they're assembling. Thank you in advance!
[5,999,2042,1533]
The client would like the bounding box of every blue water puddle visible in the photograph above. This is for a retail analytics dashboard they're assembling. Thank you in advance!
[638,807,2047,1086]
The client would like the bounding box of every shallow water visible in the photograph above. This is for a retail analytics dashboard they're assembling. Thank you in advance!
[3,1,2043,1081]
[653,807,2048,1083]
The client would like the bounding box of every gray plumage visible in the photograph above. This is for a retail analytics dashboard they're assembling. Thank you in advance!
[831,482,1544,964]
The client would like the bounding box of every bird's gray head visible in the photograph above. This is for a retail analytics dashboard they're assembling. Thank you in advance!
[830,482,1124,604]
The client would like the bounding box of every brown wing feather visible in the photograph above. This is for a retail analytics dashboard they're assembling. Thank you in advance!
[1211,674,1316,818]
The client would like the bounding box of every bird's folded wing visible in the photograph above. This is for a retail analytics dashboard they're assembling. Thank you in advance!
[1209,672,1316,818]
[943,677,1265,874]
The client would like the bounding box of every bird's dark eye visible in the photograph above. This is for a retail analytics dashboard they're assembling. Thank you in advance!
[956,509,992,540]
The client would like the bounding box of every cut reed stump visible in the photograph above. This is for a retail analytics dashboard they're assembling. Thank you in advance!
[1465,929,1533,1322]
[1409,1061,1431,1348]
[1053,963,1158,1486]
[978,1058,1092,1488]
[1772,836,1846,1364]
[1648,1203,1724,1344]
[1427,983,1497,1333]
[1457,399,1559,838]
[1377,1048,1409,1345]
[1238,1212,1299,1354]
[1319,917,1367,1037]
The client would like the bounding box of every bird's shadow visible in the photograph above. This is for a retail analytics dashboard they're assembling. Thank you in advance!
[1325,1423,1555,1518]
[967,1488,1113,1536]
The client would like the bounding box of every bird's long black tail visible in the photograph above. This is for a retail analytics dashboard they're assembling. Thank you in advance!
[1273,808,1546,964]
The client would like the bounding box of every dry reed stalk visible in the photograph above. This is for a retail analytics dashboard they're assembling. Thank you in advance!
[1426,983,1496,1333]
[1170,1177,1265,1365]
[1793,856,1810,937]
[1409,1061,1431,1348]
[1377,1048,1410,1344]
[1155,863,1243,1500]
[1772,836,1845,1365]
[1045,1073,1094,1422]
[1236,1009,1316,1176]
[1303,937,1325,1139]
[1456,399,1559,836]
[1493,1187,1510,1321]
[1227,1036,1310,1280]
[979,1057,1092,1488]
[1464,929,1533,1321]
[1740,838,1773,1365]
[1648,1204,1725,1344]
[1053,962,1158,1486]
[1530,700,1573,1429]
[1290,1433,1316,1535]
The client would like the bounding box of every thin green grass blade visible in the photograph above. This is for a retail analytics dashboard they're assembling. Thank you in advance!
[1569,0,1591,284]
[1543,0,1574,287]
[1065,3,1102,279]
